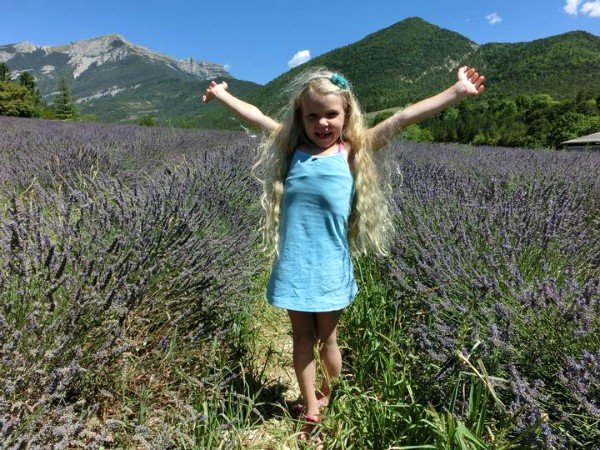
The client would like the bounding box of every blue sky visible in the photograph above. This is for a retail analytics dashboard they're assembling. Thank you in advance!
[1,0,598,84]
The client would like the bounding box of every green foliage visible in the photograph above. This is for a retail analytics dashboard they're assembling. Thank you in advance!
[370,110,395,126]
[136,113,157,126]
[17,71,40,104]
[0,62,11,83]
[399,124,435,142]
[480,31,600,100]
[52,77,79,120]
[547,111,600,147]
[0,63,40,118]
[37,104,58,120]
[0,81,39,117]
[423,92,600,149]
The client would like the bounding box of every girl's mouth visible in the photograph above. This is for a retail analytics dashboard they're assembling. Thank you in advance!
[316,131,332,139]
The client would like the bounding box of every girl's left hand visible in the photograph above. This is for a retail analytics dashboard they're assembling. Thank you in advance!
[457,66,485,96]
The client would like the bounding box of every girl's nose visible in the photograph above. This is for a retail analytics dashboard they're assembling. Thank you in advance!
[318,117,328,126]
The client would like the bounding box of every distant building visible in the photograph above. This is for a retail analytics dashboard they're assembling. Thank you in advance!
[560,132,600,151]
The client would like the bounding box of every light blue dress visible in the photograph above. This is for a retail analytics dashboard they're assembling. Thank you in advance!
[266,145,358,312]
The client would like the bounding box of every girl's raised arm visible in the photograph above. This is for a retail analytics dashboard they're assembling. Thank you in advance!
[203,80,280,134]
[368,67,485,151]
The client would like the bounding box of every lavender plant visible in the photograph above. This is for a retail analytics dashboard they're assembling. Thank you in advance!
[0,117,264,447]
[0,116,247,191]
[337,141,599,448]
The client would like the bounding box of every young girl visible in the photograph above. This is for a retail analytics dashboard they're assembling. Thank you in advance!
[203,66,484,440]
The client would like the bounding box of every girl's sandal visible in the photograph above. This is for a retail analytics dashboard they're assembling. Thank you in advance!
[298,414,322,444]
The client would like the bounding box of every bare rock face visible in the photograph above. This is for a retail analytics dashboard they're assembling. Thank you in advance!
[1,34,228,80]
[0,34,231,114]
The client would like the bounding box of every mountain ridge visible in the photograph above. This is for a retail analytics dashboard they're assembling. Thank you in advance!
[0,33,249,123]
[0,33,228,82]
[249,17,599,117]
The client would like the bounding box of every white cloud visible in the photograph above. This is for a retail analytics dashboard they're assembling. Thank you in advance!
[564,0,600,16]
[581,0,600,17]
[486,12,503,25]
[287,50,311,69]
[564,0,582,15]
[223,64,231,71]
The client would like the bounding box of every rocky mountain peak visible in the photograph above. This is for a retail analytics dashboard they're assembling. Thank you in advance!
[12,41,39,53]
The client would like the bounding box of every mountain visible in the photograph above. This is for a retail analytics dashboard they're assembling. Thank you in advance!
[252,18,600,117]
[254,18,482,115]
[0,34,260,122]
[479,31,600,100]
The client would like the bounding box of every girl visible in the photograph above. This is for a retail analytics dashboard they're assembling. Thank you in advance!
[203,66,484,441]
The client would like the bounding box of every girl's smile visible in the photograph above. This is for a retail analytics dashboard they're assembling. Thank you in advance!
[300,92,346,151]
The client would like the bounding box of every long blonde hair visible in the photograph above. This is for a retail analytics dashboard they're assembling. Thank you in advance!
[252,68,395,257]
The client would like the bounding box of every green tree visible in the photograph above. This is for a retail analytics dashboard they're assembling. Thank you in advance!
[398,124,434,142]
[548,112,600,148]
[0,62,11,83]
[18,71,40,104]
[53,77,78,120]
[137,113,157,126]
[0,82,38,117]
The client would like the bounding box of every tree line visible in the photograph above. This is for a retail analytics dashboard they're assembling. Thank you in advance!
[0,62,79,120]
[370,91,600,149]
[2,60,597,147]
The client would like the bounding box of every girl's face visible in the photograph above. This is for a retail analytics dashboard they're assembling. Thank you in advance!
[300,91,346,150]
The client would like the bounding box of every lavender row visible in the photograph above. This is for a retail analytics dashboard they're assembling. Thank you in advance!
[0,116,250,190]
[0,121,263,447]
[380,141,599,448]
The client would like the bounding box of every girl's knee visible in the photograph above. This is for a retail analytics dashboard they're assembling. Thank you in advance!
[318,332,338,350]
[293,334,317,353]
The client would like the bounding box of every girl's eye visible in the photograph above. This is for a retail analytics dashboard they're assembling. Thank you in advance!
[327,112,338,118]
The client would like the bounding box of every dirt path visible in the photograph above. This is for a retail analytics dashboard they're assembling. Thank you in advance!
[241,303,305,449]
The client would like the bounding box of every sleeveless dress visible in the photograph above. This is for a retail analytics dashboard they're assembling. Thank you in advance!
[266,143,358,312]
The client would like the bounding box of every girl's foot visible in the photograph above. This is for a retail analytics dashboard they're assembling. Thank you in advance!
[316,391,329,410]
[298,414,322,444]
[291,391,329,417]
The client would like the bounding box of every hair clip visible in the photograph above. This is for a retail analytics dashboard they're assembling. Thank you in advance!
[330,73,349,90]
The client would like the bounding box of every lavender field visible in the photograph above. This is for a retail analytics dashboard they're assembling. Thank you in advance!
[0,116,598,449]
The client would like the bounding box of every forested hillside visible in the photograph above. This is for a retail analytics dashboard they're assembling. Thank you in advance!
[191,18,600,148]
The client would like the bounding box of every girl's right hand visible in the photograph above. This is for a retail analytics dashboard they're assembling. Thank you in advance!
[202,80,228,103]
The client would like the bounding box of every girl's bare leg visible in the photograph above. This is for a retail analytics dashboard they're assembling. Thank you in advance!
[287,310,320,417]
[315,310,342,404]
